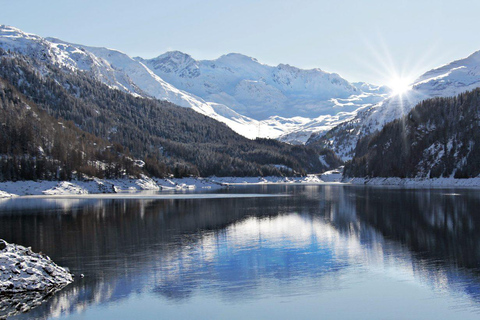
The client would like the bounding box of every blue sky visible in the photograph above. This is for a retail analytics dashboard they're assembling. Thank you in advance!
[1,0,480,85]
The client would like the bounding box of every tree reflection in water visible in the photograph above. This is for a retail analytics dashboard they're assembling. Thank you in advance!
[1,186,480,319]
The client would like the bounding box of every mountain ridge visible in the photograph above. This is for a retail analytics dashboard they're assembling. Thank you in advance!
[138,49,381,120]
[0,25,388,144]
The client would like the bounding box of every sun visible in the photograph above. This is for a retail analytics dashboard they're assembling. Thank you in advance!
[388,76,412,95]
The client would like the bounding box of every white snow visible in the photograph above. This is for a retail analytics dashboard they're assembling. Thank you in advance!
[2,174,480,197]
[318,155,329,168]
[139,51,389,142]
[4,25,480,169]
[0,190,14,198]
[320,168,344,182]
[208,175,325,185]
[0,175,344,198]
[141,51,366,119]
[0,240,73,293]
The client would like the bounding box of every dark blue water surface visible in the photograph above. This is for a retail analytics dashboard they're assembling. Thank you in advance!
[2,185,480,319]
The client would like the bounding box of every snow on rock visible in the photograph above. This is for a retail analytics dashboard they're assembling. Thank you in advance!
[0,177,162,196]
[2,175,479,199]
[209,175,325,185]
[153,177,224,190]
[0,240,73,293]
[106,175,160,192]
[0,181,60,197]
[43,181,90,195]
[0,190,15,198]
[320,168,344,182]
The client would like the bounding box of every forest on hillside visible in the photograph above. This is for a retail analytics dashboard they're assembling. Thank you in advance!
[344,89,480,178]
[0,49,342,181]
[0,77,144,181]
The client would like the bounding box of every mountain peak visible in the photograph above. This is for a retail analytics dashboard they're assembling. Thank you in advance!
[0,25,40,41]
[154,50,194,60]
[146,50,199,77]
[216,53,259,64]
[277,63,298,70]
[465,49,480,61]
[0,25,23,33]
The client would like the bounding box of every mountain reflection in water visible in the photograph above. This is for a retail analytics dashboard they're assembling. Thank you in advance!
[1,185,480,319]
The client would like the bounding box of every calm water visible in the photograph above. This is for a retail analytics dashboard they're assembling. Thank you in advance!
[1,185,480,319]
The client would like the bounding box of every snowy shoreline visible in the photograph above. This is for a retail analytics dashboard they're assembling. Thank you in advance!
[344,177,480,188]
[3,174,480,198]
[0,175,338,198]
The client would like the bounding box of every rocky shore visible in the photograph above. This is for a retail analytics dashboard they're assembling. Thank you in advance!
[0,240,73,293]
[0,240,73,318]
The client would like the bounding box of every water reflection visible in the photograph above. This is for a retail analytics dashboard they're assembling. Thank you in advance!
[1,186,480,319]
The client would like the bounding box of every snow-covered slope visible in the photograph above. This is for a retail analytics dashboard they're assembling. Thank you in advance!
[137,51,389,142]
[0,25,388,143]
[0,25,212,108]
[310,50,480,159]
[414,51,480,96]
[0,26,145,95]
[138,51,365,119]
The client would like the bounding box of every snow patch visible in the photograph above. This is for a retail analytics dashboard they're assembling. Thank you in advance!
[320,168,344,182]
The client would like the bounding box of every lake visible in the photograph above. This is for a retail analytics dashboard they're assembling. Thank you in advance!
[1,185,480,319]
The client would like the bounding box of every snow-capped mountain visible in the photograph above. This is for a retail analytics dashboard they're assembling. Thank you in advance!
[309,50,480,160]
[0,26,264,133]
[0,26,145,95]
[0,26,263,138]
[413,50,480,96]
[0,25,388,144]
[138,51,369,119]
[137,51,389,143]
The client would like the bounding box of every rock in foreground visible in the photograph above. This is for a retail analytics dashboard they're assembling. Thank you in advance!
[0,240,73,293]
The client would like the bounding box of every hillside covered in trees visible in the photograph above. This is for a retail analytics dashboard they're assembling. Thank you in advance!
[344,89,480,178]
[0,49,342,181]
[0,77,146,181]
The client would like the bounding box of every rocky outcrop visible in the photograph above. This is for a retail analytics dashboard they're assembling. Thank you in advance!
[0,240,73,293]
